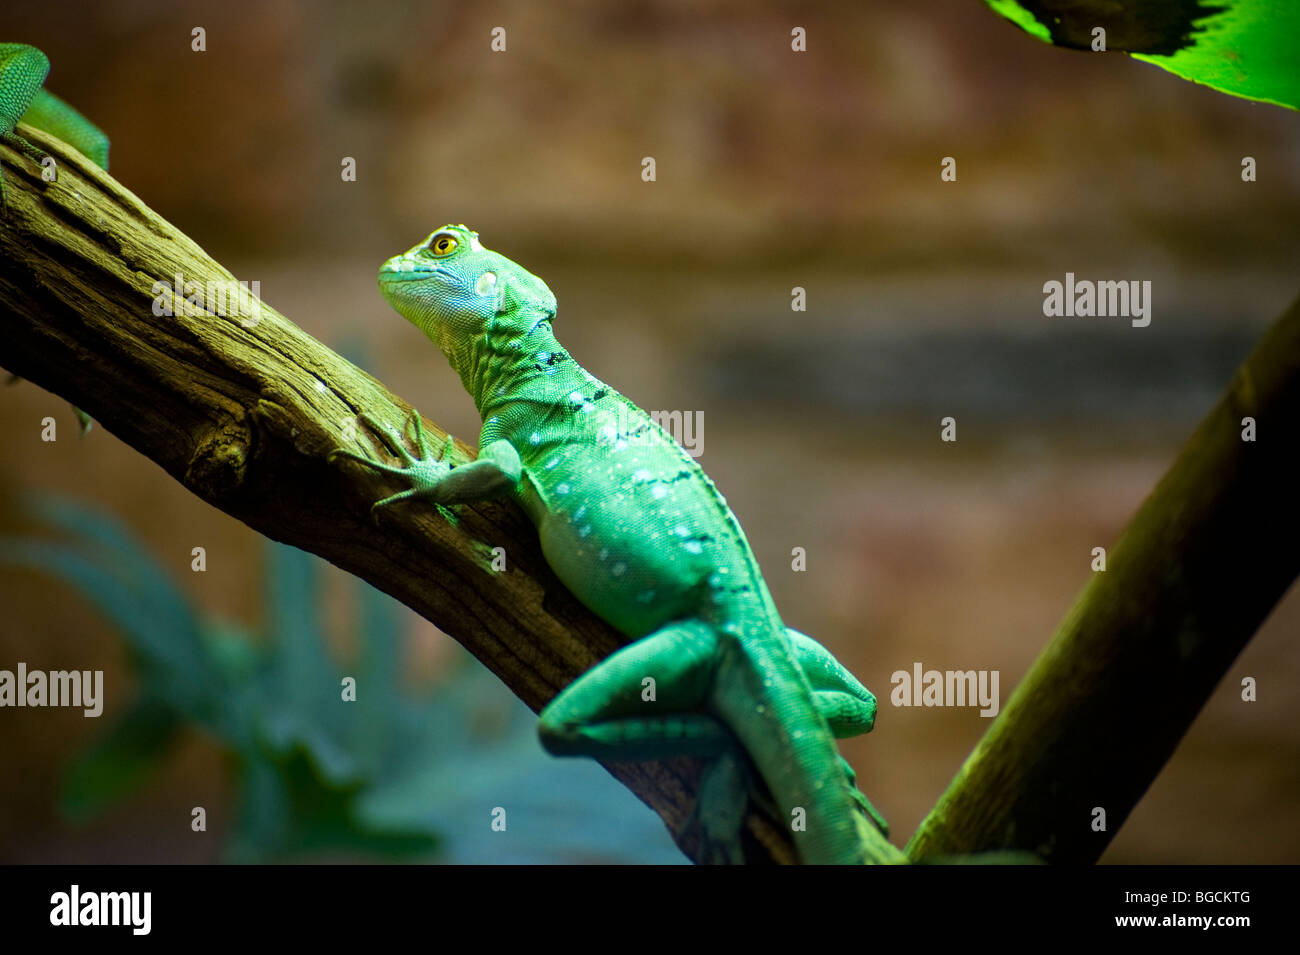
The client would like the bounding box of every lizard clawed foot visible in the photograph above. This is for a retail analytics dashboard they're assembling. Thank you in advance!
[328,408,456,515]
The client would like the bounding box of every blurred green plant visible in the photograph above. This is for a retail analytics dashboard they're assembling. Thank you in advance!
[0,497,683,863]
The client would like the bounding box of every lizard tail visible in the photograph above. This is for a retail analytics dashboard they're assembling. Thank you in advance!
[711,625,905,864]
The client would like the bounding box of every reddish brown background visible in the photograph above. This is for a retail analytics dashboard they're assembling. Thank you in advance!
[1,0,1296,863]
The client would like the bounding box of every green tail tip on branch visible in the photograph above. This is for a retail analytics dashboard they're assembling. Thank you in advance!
[1,43,110,432]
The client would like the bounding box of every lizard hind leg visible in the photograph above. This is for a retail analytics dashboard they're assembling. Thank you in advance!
[537,621,884,861]
[536,620,758,862]
[537,619,722,759]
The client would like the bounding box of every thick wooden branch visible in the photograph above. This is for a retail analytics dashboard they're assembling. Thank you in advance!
[0,127,798,864]
[907,291,1300,863]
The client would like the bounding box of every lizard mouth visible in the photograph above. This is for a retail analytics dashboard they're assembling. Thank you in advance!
[379,261,444,284]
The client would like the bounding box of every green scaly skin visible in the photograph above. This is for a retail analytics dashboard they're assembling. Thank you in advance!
[1,43,108,434]
[0,43,109,199]
[334,225,904,864]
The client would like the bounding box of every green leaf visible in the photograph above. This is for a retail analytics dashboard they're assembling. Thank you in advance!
[982,0,1300,110]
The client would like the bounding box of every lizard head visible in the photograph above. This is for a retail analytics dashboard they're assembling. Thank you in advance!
[378,224,556,356]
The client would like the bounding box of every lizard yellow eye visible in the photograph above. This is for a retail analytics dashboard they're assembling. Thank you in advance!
[429,235,458,256]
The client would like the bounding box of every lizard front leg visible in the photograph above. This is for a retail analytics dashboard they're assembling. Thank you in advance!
[329,409,521,510]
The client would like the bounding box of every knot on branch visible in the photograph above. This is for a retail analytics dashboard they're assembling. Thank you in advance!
[185,422,252,499]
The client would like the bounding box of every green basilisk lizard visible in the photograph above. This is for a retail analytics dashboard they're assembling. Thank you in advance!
[331,225,903,864]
